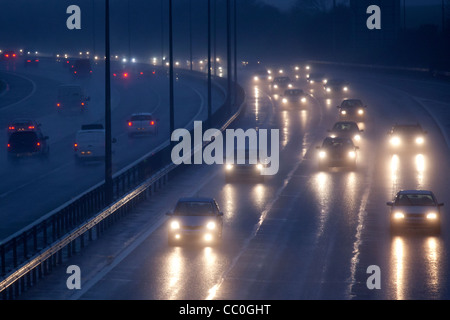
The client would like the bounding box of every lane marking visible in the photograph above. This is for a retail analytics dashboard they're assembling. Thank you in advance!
[0,71,37,111]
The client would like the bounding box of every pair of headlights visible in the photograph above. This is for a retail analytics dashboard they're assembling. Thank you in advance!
[390,136,424,146]
[393,212,438,220]
[226,164,263,170]
[282,97,306,103]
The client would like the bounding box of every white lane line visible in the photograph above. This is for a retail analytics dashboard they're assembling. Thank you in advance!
[0,71,37,111]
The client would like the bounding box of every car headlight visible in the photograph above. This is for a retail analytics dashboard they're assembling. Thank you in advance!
[273,84,278,89]
[256,164,263,170]
[323,79,328,84]
[319,151,326,159]
[348,151,356,158]
[358,109,364,115]
[226,164,233,170]
[343,86,348,91]
[354,134,361,141]
[253,76,259,81]
[415,137,424,144]
[326,87,331,92]
[288,83,293,88]
[426,212,438,220]
[390,137,401,146]
[206,221,216,230]
[282,98,288,104]
[393,212,405,219]
[268,76,272,80]
[301,97,306,103]
[341,110,347,115]
[309,80,315,84]
[171,221,180,229]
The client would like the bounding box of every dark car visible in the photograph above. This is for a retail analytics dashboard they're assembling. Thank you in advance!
[7,131,49,162]
[281,89,308,107]
[71,58,92,77]
[324,79,349,94]
[1,51,17,60]
[387,190,443,234]
[337,99,366,121]
[388,123,427,153]
[307,73,327,84]
[24,57,40,67]
[224,148,266,183]
[327,121,363,142]
[271,76,293,91]
[166,197,224,246]
[316,137,359,170]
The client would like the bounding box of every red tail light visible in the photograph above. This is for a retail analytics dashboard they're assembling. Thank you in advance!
[150,121,155,126]
[74,71,77,74]
[140,72,144,75]
[5,54,9,58]
[128,121,132,127]
[8,126,15,130]
[57,103,61,107]
[12,54,16,57]
[35,59,39,62]
[123,73,128,78]
[7,143,10,148]
[36,142,41,147]
[28,126,35,129]
[27,60,31,62]
[113,73,117,77]
[74,143,78,151]
[81,102,85,106]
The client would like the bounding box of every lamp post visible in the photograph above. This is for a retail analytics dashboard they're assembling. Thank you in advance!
[169,0,175,147]
[208,0,212,129]
[105,0,113,204]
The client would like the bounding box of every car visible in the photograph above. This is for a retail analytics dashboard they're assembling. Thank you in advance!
[387,123,427,153]
[387,190,443,234]
[271,76,293,91]
[165,197,224,246]
[327,121,363,142]
[71,58,92,77]
[56,85,90,112]
[1,50,17,60]
[280,89,308,107]
[7,131,49,162]
[307,73,327,84]
[324,79,349,94]
[224,148,266,183]
[252,68,270,82]
[74,124,107,163]
[337,99,366,121]
[127,113,158,137]
[7,118,42,136]
[316,137,359,170]
[24,57,40,67]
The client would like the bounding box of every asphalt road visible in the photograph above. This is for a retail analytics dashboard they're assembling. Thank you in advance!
[18,63,450,300]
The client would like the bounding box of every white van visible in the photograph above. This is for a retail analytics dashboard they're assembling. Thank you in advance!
[74,125,105,163]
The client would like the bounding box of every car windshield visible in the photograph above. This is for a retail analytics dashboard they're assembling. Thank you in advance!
[323,138,353,148]
[333,123,358,131]
[131,115,153,121]
[392,126,422,134]
[174,201,214,216]
[274,77,290,83]
[285,89,303,96]
[395,194,436,206]
[341,100,362,108]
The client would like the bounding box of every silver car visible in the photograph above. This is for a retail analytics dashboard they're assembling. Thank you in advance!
[387,190,444,234]
[166,197,224,246]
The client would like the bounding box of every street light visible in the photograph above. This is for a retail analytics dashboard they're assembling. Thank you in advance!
[105,0,113,204]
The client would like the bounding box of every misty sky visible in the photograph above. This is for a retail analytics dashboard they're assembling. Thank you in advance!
[261,0,443,10]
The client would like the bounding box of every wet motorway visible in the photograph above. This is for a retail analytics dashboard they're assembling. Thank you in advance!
[19,64,450,300]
